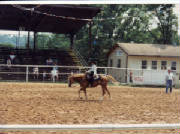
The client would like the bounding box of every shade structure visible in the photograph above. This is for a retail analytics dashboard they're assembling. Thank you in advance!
[0,5,100,34]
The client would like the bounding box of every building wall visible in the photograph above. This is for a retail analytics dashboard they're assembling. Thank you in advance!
[128,56,180,71]
[108,47,127,68]
[108,48,180,86]
[127,56,180,86]
[108,48,127,83]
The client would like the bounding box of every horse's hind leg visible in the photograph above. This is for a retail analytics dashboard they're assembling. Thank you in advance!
[101,85,111,100]
[100,86,106,100]
[105,86,111,100]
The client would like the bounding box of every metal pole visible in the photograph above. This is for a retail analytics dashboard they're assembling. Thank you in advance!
[88,21,92,59]
[26,66,29,82]
[27,31,30,49]
[70,34,74,49]
[0,124,180,131]
[33,32,37,50]
[53,76,55,83]
[18,30,20,49]
[105,68,107,75]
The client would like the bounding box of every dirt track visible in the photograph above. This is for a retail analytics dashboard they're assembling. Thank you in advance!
[0,82,180,133]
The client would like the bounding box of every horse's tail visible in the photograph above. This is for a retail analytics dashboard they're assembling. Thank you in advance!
[106,75,119,85]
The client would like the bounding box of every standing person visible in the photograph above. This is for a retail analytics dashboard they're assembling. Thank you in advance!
[46,58,53,65]
[7,57,11,69]
[165,68,174,93]
[33,66,39,79]
[87,61,97,87]
[10,52,16,64]
[42,70,47,81]
[129,71,133,83]
[51,68,59,82]
[53,62,58,70]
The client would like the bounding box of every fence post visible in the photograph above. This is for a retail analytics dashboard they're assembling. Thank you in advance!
[53,76,55,83]
[105,68,107,75]
[26,66,29,82]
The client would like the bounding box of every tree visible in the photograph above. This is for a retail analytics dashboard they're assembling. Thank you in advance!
[36,33,70,49]
[146,4,179,45]
[75,4,179,66]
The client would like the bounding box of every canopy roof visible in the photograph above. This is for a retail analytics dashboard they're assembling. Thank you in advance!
[0,5,100,34]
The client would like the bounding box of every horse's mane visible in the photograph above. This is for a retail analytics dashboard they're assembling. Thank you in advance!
[69,73,85,78]
[69,74,117,83]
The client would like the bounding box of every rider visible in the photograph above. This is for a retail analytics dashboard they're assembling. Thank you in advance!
[87,61,97,87]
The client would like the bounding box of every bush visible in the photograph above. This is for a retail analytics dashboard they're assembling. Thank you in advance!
[0,43,15,48]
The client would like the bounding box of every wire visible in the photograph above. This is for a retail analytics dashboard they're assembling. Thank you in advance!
[12,5,145,22]
[12,5,92,22]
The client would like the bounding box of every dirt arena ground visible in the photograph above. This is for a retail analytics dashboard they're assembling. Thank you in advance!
[0,82,179,134]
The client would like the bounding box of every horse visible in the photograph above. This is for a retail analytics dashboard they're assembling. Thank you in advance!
[68,73,118,100]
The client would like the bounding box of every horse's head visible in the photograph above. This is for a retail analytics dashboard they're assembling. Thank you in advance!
[68,74,86,87]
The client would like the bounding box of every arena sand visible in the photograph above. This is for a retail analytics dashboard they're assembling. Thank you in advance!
[0,82,179,134]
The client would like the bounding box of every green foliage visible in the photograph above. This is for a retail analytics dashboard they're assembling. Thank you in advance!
[0,43,14,48]
[0,4,178,66]
[37,33,70,49]
[0,34,17,46]
[75,4,179,66]
[146,4,179,45]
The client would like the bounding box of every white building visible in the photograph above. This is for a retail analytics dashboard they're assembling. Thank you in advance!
[107,43,180,87]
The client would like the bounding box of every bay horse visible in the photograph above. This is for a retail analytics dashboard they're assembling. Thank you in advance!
[68,73,118,100]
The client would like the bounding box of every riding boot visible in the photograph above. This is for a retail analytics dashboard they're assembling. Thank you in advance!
[90,78,94,87]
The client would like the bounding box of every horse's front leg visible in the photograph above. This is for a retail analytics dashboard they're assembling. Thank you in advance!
[78,87,83,100]
[83,88,88,100]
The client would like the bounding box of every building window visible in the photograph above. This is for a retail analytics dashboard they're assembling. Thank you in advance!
[161,61,167,70]
[152,61,157,70]
[116,50,123,56]
[117,59,121,68]
[110,59,113,67]
[141,60,147,69]
[171,61,176,70]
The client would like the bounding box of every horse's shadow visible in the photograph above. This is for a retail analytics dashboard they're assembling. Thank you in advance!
[71,99,104,103]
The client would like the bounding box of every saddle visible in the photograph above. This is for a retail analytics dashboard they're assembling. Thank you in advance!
[85,72,101,84]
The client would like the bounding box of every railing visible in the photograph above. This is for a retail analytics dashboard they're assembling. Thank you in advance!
[0,124,180,131]
[0,64,91,83]
[72,46,88,66]
[0,64,179,87]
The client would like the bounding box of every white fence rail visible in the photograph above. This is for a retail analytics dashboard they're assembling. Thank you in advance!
[0,64,179,87]
[0,124,180,131]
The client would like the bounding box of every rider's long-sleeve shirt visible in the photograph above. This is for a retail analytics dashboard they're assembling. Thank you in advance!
[88,64,97,75]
